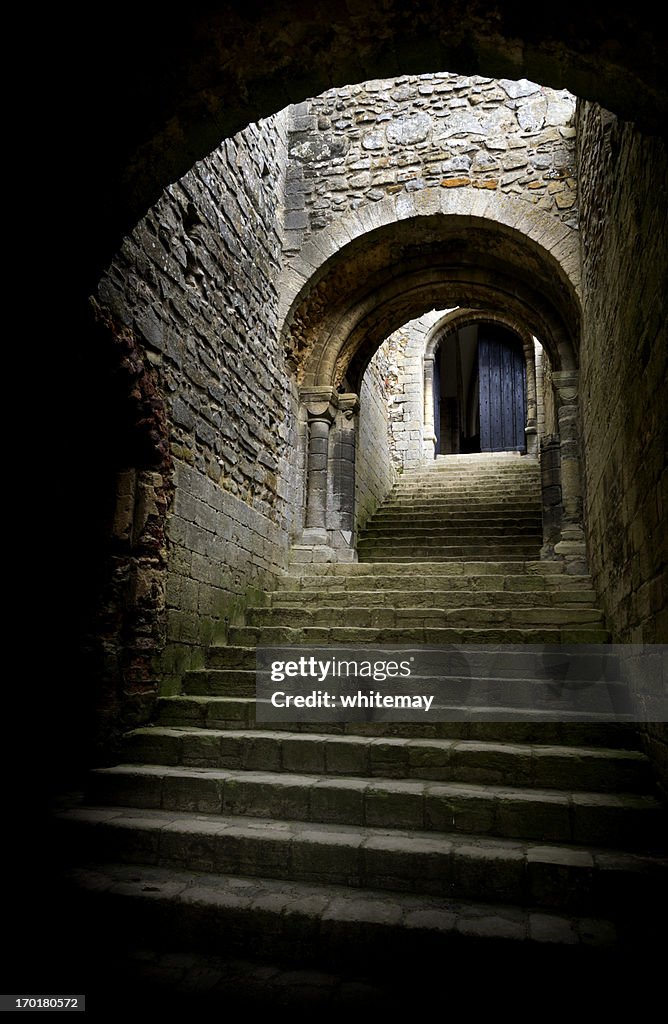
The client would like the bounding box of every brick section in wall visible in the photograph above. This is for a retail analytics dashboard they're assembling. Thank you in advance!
[284,73,577,253]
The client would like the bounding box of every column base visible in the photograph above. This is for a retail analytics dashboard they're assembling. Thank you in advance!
[291,531,358,564]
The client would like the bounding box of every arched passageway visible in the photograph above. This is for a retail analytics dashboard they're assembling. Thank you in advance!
[432,323,526,456]
[283,201,584,563]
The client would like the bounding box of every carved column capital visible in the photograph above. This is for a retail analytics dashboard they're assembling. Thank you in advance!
[300,386,338,424]
[552,370,579,405]
[336,392,359,420]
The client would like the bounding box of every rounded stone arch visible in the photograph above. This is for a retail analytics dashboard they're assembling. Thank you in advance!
[280,187,581,393]
[287,192,587,564]
[421,307,540,458]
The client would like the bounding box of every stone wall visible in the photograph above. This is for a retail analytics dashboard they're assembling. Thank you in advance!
[380,313,442,470]
[576,101,667,795]
[356,347,396,532]
[577,102,666,645]
[283,73,577,255]
[97,111,300,692]
[535,342,557,439]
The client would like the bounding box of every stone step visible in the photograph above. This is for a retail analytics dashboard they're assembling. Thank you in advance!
[368,520,543,533]
[158,697,643,748]
[356,553,542,563]
[388,485,539,495]
[65,863,627,971]
[284,573,593,592]
[266,590,600,609]
[244,607,605,628]
[287,561,570,577]
[57,806,668,912]
[358,536,541,546]
[204,645,617,677]
[224,625,610,645]
[359,533,542,543]
[381,498,541,509]
[87,765,665,849]
[121,729,652,792]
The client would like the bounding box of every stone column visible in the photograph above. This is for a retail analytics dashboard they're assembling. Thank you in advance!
[302,387,337,543]
[552,370,588,571]
[523,338,538,456]
[423,355,437,460]
[540,434,563,557]
[332,393,359,548]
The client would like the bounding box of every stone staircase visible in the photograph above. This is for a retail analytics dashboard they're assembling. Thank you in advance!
[59,453,667,994]
[357,452,543,562]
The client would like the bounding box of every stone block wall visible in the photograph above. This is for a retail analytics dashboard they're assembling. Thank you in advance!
[283,73,577,255]
[378,312,443,470]
[576,101,667,794]
[577,102,666,645]
[356,346,396,532]
[535,342,557,439]
[97,111,301,691]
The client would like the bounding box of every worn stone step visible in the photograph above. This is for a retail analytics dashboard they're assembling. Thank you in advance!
[385,491,536,503]
[357,541,543,551]
[266,589,600,609]
[157,697,642,748]
[225,625,610,644]
[57,807,668,912]
[65,863,628,972]
[354,557,540,565]
[366,518,543,530]
[288,561,569,577]
[360,536,540,544]
[284,572,592,592]
[245,606,605,628]
[205,646,617,679]
[381,499,541,510]
[356,545,544,556]
[87,765,665,849]
[121,729,652,792]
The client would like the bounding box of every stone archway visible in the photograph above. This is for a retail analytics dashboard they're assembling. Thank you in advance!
[283,196,586,566]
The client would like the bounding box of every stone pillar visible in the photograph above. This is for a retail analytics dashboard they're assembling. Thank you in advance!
[540,434,563,557]
[332,393,359,547]
[552,370,588,572]
[302,387,337,543]
[423,355,437,459]
[523,338,538,457]
[292,387,358,563]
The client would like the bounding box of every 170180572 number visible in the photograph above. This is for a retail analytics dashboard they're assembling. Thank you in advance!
[14,998,80,1009]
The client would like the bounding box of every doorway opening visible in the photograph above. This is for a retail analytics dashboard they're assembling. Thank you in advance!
[433,323,527,455]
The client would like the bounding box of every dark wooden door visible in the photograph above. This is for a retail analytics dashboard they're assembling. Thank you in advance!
[478,329,526,452]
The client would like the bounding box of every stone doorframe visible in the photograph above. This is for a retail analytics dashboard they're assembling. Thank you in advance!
[422,308,539,461]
